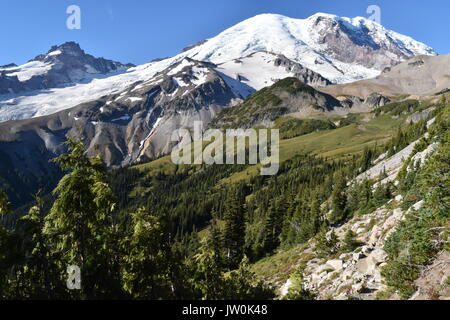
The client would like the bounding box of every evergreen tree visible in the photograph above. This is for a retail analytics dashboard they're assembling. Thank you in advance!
[0,190,10,215]
[290,203,307,243]
[283,269,316,300]
[43,138,118,299]
[10,196,66,298]
[0,190,11,298]
[302,195,322,241]
[280,198,296,246]
[360,146,374,172]
[208,219,224,267]
[342,230,361,252]
[358,179,373,213]
[121,207,171,299]
[223,187,246,269]
[372,182,392,207]
[226,256,275,300]
[330,172,348,224]
[315,228,339,258]
[262,201,283,254]
[190,237,226,300]
[346,183,360,215]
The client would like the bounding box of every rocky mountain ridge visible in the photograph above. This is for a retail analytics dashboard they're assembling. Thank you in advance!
[0,42,134,95]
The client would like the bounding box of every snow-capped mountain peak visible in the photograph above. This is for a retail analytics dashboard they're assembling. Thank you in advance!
[180,13,436,83]
[0,42,135,96]
[38,42,85,60]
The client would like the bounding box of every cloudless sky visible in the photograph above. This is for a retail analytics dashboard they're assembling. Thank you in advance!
[1,0,449,66]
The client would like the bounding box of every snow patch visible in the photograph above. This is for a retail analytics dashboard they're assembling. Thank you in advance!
[111,114,131,122]
[127,97,144,102]
[173,77,189,87]
[139,117,163,149]
[47,50,62,56]
[168,59,193,75]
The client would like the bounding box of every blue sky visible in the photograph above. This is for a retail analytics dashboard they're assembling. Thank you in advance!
[1,0,449,66]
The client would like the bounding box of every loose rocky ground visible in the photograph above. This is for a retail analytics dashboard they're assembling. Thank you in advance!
[280,197,449,300]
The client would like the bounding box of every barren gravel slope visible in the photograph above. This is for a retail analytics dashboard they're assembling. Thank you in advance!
[319,54,450,98]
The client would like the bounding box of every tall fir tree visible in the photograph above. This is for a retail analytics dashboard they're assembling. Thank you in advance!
[222,187,246,270]
[330,172,348,224]
[121,207,172,299]
[0,190,10,215]
[190,237,227,300]
[208,219,224,267]
[11,196,66,298]
[43,138,118,299]
[262,201,284,254]
[0,190,11,298]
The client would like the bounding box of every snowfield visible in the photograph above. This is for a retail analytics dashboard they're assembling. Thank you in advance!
[0,61,53,82]
[217,52,298,92]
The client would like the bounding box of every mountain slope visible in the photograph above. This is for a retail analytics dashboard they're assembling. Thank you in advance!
[320,54,450,98]
[252,108,449,300]
[210,77,342,129]
[0,13,436,123]
[109,94,448,301]
[0,59,237,171]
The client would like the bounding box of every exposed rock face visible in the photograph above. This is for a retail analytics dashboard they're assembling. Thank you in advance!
[406,107,435,124]
[0,42,134,95]
[355,135,439,186]
[363,93,390,108]
[272,54,331,87]
[0,63,17,69]
[311,15,418,70]
[214,51,332,99]
[338,92,390,112]
[0,73,22,94]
